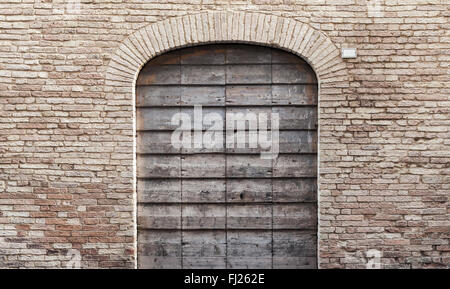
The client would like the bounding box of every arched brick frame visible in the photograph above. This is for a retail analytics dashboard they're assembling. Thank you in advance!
[104,11,349,268]
[105,12,348,89]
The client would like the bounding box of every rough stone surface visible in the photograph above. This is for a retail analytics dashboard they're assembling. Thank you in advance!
[0,1,448,269]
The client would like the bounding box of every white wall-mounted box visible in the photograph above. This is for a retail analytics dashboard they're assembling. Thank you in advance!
[341,48,357,59]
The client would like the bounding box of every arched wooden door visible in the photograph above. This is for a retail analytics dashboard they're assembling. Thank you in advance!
[136,44,318,269]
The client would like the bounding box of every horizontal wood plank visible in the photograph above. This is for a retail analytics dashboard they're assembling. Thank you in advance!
[279,130,317,153]
[144,51,180,66]
[226,85,272,105]
[226,155,272,178]
[137,179,181,203]
[181,86,225,106]
[182,230,226,258]
[181,65,225,85]
[137,64,180,85]
[137,107,225,131]
[137,107,180,130]
[180,45,226,65]
[137,131,180,154]
[273,203,317,229]
[226,45,271,64]
[182,154,225,178]
[138,204,181,229]
[138,230,181,257]
[271,49,306,64]
[227,204,272,229]
[136,85,181,107]
[137,155,180,178]
[273,106,317,130]
[227,230,272,257]
[273,231,317,257]
[272,64,317,84]
[272,84,318,105]
[226,179,272,203]
[138,130,316,154]
[183,258,226,269]
[138,179,228,203]
[273,257,317,269]
[226,64,271,84]
[138,256,181,269]
[182,204,226,229]
[273,178,317,202]
[182,180,226,203]
[227,257,272,269]
[273,154,317,177]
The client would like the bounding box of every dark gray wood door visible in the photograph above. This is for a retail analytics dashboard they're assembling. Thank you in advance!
[136,44,318,269]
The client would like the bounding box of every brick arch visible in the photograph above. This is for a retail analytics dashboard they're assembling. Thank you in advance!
[105,11,348,91]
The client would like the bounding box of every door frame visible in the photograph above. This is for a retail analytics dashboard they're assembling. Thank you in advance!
[105,11,349,268]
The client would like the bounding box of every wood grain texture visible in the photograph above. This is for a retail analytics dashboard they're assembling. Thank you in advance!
[138,204,181,229]
[182,180,226,203]
[182,231,226,260]
[137,107,180,130]
[137,131,180,154]
[180,46,226,65]
[227,230,272,269]
[227,204,272,229]
[182,65,226,85]
[182,204,226,229]
[226,85,272,105]
[181,86,225,106]
[226,179,272,203]
[137,64,180,85]
[137,179,181,203]
[226,64,272,84]
[272,84,318,105]
[136,85,181,107]
[273,203,317,229]
[182,154,226,178]
[273,106,318,130]
[138,230,181,269]
[273,154,317,178]
[272,64,317,83]
[273,178,317,202]
[226,155,272,178]
[137,155,180,178]
[226,45,271,64]
[273,231,317,257]
[137,155,181,178]
[136,44,318,269]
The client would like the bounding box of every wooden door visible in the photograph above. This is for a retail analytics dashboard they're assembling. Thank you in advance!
[136,44,318,269]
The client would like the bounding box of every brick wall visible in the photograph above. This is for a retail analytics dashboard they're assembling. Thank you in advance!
[0,0,448,268]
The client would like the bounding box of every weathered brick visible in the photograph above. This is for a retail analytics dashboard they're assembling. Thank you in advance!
[0,3,448,270]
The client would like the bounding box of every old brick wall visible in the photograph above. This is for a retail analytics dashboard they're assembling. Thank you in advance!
[0,0,448,269]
